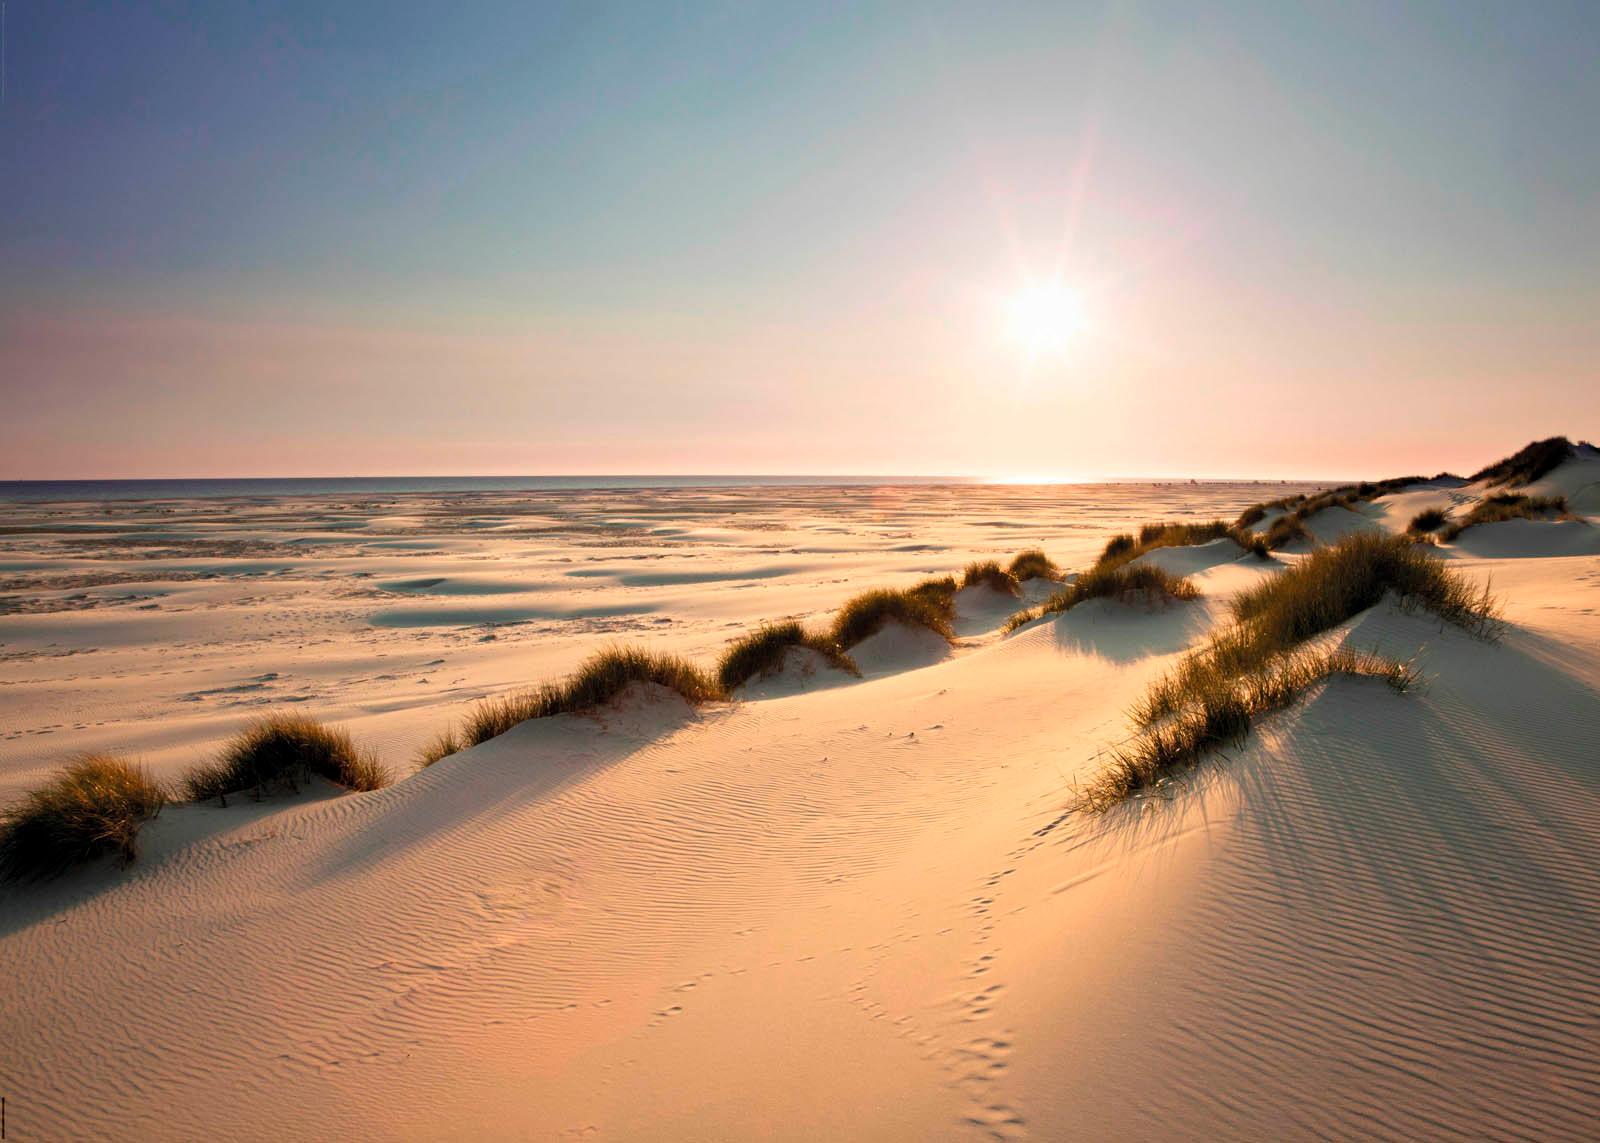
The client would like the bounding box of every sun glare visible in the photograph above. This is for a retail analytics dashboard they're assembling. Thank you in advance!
[1004,283,1087,357]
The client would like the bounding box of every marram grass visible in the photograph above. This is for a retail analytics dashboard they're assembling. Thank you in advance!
[0,754,167,881]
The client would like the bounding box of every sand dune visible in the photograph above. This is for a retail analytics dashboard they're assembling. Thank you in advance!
[2,458,1598,1139]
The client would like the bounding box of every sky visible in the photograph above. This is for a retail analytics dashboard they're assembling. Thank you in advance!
[1,1,1596,480]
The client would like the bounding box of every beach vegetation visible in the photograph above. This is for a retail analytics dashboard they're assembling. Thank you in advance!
[831,582,956,647]
[1082,647,1417,811]
[1407,507,1449,534]
[1469,437,1573,487]
[716,622,859,689]
[1007,548,1062,581]
[460,646,723,747]
[415,729,462,770]
[1004,563,1199,632]
[1438,494,1568,541]
[183,714,389,804]
[0,754,167,881]
[960,560,1021,596]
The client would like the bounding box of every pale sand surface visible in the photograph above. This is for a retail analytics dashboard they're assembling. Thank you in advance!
[0,480,1316,801]
[2,465,1598,1140]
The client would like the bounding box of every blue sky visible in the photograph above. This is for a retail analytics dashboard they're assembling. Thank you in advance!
[2,2,1596,477]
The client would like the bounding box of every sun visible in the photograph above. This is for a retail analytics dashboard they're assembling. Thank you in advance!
[1003,283,1087,357]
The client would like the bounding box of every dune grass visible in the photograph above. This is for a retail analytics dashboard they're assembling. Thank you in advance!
[415,728,462,770]
[960,560,1021,596]
[1082,647,1418,811]
[1007,548,1061,581]
[459,646,724,748]
[1407,507,1450,534]
[1092,520,1238,575]
[1074,533,1500,810]
[1132,532,1496,730]
[0,755,167,881]
[1470,436,1573,487]
[1260,513,1310,549]
[1438,494,1568,542]
[831,578,957,648]
[183,714,389,804]
[1004,563,1199,632]
[716,621,859,689]
[1233,476,1428,551]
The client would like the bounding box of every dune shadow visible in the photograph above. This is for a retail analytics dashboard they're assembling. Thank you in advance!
[1046,597,1212,663]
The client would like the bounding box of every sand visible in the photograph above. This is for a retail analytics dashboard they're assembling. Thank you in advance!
[1,465,1597,1140]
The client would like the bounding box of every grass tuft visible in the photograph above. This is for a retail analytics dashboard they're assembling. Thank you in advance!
[415,728,462,770]
[1083,647,1417,811]
[1094,520,1234,573]
[1469,436,1573,487]
[1007,548,1062,581]
[1133,532,1495,728]
[832,580,956,647]
[960,560,1021,596]
[1233,476,1429,550]
[1004,563,1199,632]
[0,754,167,881]
[1438,494,1568,542]
[183,714,390,804]
[1407,507,1450,534]
[716,621,859,689]
[461,646,723,747]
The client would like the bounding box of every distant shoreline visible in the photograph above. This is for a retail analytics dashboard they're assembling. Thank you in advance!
[0,474,1332,504]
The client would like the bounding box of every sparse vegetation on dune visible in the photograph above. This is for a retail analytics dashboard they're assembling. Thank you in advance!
[960,560,1021,595]
[832,581,956,647]
[1470,436,1573,487]
[183,714,389,804]
[1233,476,1428,550]
[716,622,859,689]
[1082,533,1498,808]
[1094,520,1236,574]
[415,728,462,770]
[1407,507,1450,534]
[1439,494,1569,542]
[1007,548,1061,581]
[1004,563,1199,632]
[1082,647,1417,811]
[460,646,724,747]
[1259,513,1309,550]
[0,755,167,881]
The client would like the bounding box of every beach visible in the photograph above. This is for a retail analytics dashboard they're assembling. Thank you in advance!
[2,456,1598,1139]
[0,478,1316,802]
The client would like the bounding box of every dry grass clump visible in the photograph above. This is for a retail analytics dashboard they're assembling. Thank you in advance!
[1438,494,1568,541]
[1007,548,1061,581]
[1407,507,1450,534]
[1134,532,1496,728]
[716,621,859,689]
[0,755,168,881]
[1469,436,1573,487]
[184,714,390,804]
[1083,647,1417,811]
[460,646,723,747]
[831,579,957,648]
[960,560,1021,596]
[1004,563,1199,632]
[1229,527,1271,558]
[1076,533,1499,810]
[1094,520,1234,574]
[1260,513,1309,549]
[415,728,462,770]
[1232,476,1428,551]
